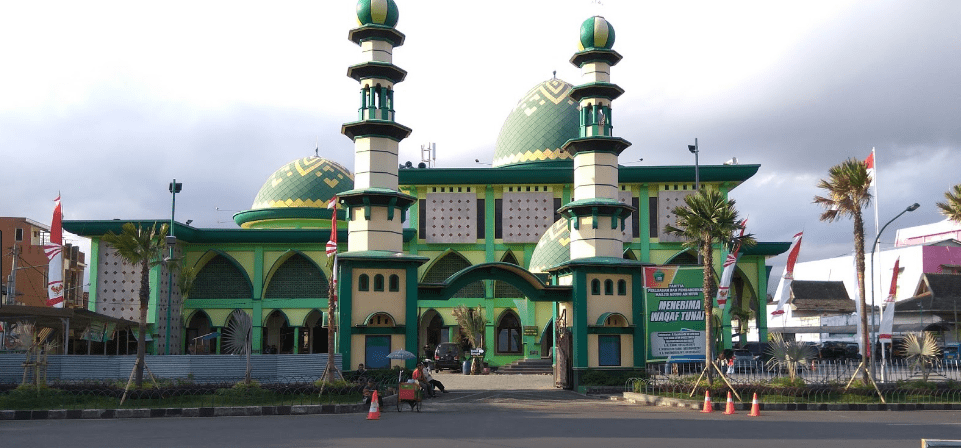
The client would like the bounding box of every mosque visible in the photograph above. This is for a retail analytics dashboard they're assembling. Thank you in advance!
[64,0,788,388]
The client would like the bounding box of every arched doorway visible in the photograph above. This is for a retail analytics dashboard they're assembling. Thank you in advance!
[263,310,293,354]
[186,311,214,354]
[540,318,554,360]
[303,310,327,354]
[496,310,522,355]
[364,312,396,369]
[420,309,445,359]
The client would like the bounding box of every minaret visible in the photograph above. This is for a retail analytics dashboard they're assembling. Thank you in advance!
[337,0,427,373]
[340,0,414,253]
[559,16,634,259]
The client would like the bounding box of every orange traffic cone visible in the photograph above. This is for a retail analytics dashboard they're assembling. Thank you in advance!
[700,390,713,413]
[748,393,761,417]
[723,391,736,415]
[367,390,381,420]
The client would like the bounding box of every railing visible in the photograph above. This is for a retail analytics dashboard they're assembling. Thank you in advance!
[643,359,961,384]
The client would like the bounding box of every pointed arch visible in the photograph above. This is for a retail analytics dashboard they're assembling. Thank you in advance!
[263,309,292,354]
[264,250,328,299]
[495,309,522,354]
[185,310,214,354]
[363,312,396,327]
[303,309,327,354]
[666,249,698,265]
[192,250,253,299]
[623,248,638,260]
[495,250,524,298]
[421,249,485,298]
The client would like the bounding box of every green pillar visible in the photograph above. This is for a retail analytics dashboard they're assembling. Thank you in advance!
[252,247,264,353]
[632,271,645,368]
[294,327,300,354]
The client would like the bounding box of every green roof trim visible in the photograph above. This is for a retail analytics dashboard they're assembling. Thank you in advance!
[398,164,760,186]
[233,207,345,227]
[63,220,417,244]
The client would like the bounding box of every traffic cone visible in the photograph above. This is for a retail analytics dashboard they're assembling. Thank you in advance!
[748,393,761,417]
[723,391,736,415]
[700,390,713,413]
[367,390,381,420]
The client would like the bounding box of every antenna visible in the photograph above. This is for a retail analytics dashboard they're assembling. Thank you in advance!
[420,142,435,168]
[315,138,320,158]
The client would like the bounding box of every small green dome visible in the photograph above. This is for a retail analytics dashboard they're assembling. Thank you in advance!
[492,79,578,168]
[251,157,353,210]
[578,16,615,51]
[528,219,571,273]
[356,0,399,28]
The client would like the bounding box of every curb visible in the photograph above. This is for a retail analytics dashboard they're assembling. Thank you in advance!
[0,396,403,421]
[620,392,961,411]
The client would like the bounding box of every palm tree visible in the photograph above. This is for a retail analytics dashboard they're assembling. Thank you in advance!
[936,183,961,224]
[765,332,816,382]
[899,332,941,382]
[102,223,168,387]
[452,305,486,374]
[663,189,753,384]
[813,158,872,383]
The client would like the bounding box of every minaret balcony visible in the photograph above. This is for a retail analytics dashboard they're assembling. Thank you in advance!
[569,82,624,102]
[347,62,407,84]
[570,49,622,67]
[342,120,412,141]
[348,25,405,47]
[562,136,631,157]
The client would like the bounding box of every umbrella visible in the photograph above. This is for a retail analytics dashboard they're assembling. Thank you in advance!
[386,349,417,382]
[386,349,416,360]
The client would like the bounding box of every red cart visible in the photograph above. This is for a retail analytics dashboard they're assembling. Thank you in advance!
[397,382,422,412]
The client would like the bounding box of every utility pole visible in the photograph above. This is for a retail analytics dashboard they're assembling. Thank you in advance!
[6,244,19,305]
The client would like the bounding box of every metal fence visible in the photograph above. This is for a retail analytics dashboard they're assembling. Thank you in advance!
[646,359,961,385]
[0,353,343,383]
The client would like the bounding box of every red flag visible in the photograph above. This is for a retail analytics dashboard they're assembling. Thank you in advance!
[879,257,900,341]
[45,195,65,307]
[865,151,875,187]
[772,231,803,316]
[326,196,338,258]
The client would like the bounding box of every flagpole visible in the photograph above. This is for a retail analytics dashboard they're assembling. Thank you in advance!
[869,148,881,378]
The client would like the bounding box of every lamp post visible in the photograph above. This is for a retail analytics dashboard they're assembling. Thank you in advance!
[166,179,182,355]
[870,202,919,381]
[688,138,699,191]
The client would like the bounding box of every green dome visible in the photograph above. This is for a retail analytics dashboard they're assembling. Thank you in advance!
[578,16,615,51]
[492,79,578,168]
[528,219,571,273]
[251,157,353,210]
[356,0,399,28]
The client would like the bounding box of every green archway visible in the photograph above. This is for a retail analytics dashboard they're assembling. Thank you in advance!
[417,262,571,302]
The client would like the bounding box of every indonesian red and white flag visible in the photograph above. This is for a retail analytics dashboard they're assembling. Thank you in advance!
[864,150,875,187]
[879,257,900,343]
[326,196,338,258]
[771,231,803,316]
[716,219,748,310]
[44,195,65,307]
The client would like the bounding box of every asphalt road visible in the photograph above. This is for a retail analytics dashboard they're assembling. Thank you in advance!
[4,386,961,448]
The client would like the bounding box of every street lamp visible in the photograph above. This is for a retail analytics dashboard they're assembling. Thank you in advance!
[166,179,182,355]
[687,138,699,191]
[870,202,919,380]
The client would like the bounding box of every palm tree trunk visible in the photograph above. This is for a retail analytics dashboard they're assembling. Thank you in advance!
[136,259,150,387]
[854,209,870,383]
[702,237,715,385]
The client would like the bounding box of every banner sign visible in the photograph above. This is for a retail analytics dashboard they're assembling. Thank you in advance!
[644,266,705,361]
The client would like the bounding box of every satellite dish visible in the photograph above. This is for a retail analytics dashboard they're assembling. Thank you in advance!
[405,161,413,168]
[723,157,738,165]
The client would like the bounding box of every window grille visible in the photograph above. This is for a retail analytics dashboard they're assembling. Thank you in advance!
[423,252,484,298]
[193,255,252,299]
[264,254,328,299]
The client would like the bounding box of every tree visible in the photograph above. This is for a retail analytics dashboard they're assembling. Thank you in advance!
[663,189,753,384]
[899,332,941,382]
[813,158,872,383]
[936,183,961,224]
[102,223,168,387]
[452,305,486,374]
[765,332,816,382]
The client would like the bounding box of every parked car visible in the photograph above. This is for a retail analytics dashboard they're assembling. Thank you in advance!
[944,344,959,361]
[731,349,759,373]
[433,342,464,371]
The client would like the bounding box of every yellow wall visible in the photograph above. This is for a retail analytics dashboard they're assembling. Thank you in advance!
[352,268,407,326]
[585,273,633,325]
[588,334,634,367]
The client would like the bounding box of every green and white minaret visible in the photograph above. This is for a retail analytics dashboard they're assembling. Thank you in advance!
[340,0,414,252]
[337,0,427,373]
[559,16,633,259]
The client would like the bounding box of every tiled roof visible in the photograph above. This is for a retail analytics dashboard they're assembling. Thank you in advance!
[789,280,855,312]
[492,79,578,168]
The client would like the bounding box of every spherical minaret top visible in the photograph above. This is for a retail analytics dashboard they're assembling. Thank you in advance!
[356,0,399,28]
[578,16,615,51]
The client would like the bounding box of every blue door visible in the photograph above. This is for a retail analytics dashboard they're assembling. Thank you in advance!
[366,336,391,369]
[598,335,621,366]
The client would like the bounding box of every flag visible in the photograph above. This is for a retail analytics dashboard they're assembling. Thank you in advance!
[864,150,875,187]
[44,195,65,307]
[878,257,900,342]
[326,196,338,258]
[716,219,748,310]
[771,231,803,316]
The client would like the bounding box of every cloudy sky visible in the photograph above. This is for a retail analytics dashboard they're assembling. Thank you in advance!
[2,1,958,293]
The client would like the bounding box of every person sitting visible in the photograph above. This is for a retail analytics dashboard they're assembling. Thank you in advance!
[362,379,383,408]
[422,363,448,394]
[412,362,435,398]
[354,363,368,383]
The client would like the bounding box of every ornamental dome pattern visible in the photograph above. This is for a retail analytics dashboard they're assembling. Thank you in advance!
[492,79,578,168]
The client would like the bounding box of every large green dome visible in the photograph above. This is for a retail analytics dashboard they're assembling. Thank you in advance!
[528,219,571,273]
[492,79,578,168]
[251,157,353,210]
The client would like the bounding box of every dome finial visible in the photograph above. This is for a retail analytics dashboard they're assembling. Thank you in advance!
[553,70,557,79]
[356,0,400,28]
[578,16,615,51]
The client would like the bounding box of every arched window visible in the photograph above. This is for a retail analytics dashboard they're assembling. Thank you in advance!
[265,253,327,299]
[604,279,614,295]
[192,254,252,299]
[494,251,524,298]
[358,274,370,291]
[496,311,522,354]
[388,274,400,292]
[617,279,627,296]
[591,279,601,295]
[422,251,484,298]
[374,274,385,292]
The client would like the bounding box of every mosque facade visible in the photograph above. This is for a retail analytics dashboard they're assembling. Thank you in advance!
[64,0,788,387]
